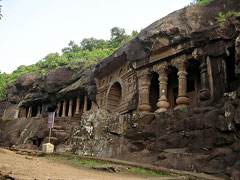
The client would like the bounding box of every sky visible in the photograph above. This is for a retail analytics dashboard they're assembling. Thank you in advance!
[0,0,193,74]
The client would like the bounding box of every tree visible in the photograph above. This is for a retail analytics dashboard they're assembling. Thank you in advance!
[80,38,107,51]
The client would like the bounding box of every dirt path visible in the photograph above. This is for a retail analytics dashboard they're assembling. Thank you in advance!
[0,148,175,180]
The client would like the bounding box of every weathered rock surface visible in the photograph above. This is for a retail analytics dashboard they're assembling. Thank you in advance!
[5,63,97,110]
[2,89,240,179]
[1,0,240,179]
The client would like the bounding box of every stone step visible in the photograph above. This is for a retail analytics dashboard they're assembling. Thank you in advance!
[53,125,63,130]
[52,129,65,133]
[54,132,69,140]
[42,137,58,145]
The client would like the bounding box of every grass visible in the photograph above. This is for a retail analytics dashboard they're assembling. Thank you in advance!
[216,11,240,23]
[46,154,178,178]
[130,167,178,178]
[48,154,108,166]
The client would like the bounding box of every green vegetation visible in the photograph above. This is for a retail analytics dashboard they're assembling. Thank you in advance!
[0,73,7,100]
[130,167,177,177]
[0,27,138,101]
[48,154,108,166]
[216,11,240,23]
[47,154,177,178]
[186,0,212,7]
[195,0,212,6]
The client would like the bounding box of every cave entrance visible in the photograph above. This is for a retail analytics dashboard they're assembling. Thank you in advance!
[65,100,69,117]
[72,97,77,117]
[32,137,44,147]
[87,98,91,111]
[187,60,200,107]
[167,66,178,109]
[31,105,38,117]
[225,47,239,92]
[47,106,57,113]
[149,72,159,112]
[59,101,63,117]
[107,82,122,111]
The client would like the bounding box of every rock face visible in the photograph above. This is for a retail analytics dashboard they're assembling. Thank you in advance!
[1,0,240,179]
[5,63,97,108]
[2,90,240,178]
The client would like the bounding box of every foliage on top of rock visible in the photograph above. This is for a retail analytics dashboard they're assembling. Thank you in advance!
[0,27,138,101]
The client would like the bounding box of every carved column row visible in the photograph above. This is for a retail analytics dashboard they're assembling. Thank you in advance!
[137,60,190,113]
[57,95,89,118]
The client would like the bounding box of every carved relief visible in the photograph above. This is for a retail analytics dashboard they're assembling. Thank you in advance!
[96,61,137,114]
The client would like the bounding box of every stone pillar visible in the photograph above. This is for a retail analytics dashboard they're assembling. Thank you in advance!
[56,103,61,117]
[37,105,42,118]
[137,68,151,113]
[175,61,189,109]
[27,106,32,118]
[62,100,66,117]
[83,95,88,112]
[154,64,170,112]
[14,110,19,119]
[199,57,210,101]
[75,96,80,115]
[68,99,73,117]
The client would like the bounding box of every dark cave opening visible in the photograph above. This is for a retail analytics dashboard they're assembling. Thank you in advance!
[150,72,159,112]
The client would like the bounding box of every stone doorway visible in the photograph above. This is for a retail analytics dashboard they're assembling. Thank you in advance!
[150,72,159,112]
[167,66,178,109]
[107,82,122,111]
[186,60,200,107]
[31,105,38,117]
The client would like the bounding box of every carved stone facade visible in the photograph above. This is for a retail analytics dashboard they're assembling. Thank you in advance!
[96,60,137,114]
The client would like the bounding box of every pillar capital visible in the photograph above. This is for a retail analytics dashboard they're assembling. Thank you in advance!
[174,61,187,71]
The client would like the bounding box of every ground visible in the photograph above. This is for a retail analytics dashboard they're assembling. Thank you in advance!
[0,148,180,180]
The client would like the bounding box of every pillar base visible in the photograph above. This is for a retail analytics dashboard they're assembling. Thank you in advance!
[155,95,170,113]
[42,143,54,154]
[175,96,189,110]
[199,89,210,101]
[174,104,188,110]
[139,104,152,114]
